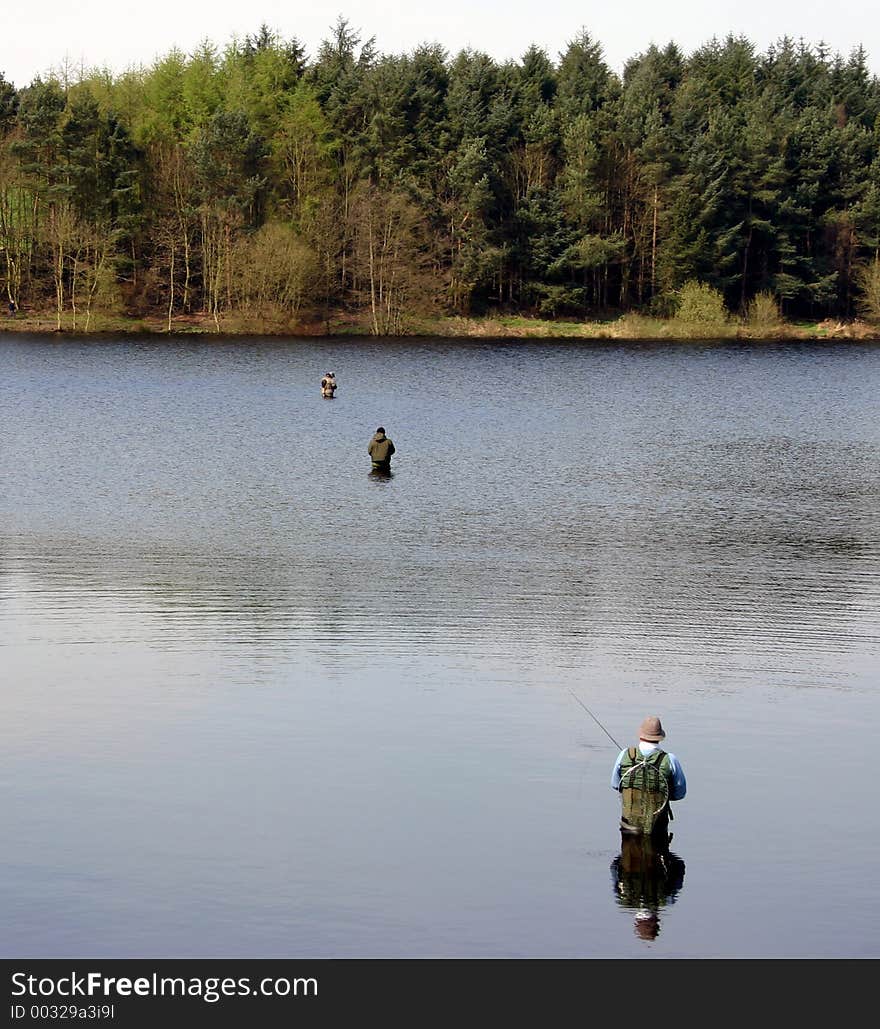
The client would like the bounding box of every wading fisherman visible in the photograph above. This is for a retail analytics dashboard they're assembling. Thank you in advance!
[368,426,396,473]
[321,371,337,398]
[611,716,686,839]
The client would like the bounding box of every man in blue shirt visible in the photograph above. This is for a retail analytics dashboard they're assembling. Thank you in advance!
[611,716,686,837]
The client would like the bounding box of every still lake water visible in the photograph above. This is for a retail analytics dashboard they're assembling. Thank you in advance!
[1,332,878,958]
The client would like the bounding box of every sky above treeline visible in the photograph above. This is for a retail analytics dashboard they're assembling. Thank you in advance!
[3,0,879,88]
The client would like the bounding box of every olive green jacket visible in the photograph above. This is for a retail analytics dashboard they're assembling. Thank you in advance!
[368,432,395,464]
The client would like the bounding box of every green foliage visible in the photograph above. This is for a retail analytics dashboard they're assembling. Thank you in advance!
[528,283,587,316]
[0,72,17,135]
[744,290,783,331]
[191,110,265,216]
[269,82,337,220]
[856,258,880,322]
[233,220,317,317]
[674,280,729,324]
[182,41,224,131]
[222,28,306,140]
[138,51,188,140]
[556,31,616,120]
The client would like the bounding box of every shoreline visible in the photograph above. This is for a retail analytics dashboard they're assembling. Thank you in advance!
[1,311,878,342]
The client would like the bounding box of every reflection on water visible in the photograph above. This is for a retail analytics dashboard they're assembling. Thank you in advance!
[1,334,879,957]
[611,834,686,942]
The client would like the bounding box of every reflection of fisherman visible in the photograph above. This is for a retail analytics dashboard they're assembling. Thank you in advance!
[610,833,686,941]
[610,716,686,838]
[321,371,337,398]
[368,426,395,472]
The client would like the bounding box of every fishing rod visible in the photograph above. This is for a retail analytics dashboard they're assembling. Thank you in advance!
[567,689,623,751]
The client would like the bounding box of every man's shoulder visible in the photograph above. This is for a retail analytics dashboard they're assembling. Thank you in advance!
[662,752,684,777]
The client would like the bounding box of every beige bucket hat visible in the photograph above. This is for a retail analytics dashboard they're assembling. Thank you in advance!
[638,715,666,742]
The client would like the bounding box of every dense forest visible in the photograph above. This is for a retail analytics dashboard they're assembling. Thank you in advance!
[1,20,879,332]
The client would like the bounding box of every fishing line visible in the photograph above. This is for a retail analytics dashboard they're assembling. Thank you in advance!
[567,689,623,751]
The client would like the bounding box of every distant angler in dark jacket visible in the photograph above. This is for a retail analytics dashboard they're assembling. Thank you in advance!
[368,427,396,471]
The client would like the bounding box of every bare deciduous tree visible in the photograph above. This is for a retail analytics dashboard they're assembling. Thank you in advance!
[232,220,319,323]
[351,184,436,335]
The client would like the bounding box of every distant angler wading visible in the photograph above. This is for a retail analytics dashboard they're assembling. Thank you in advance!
[321,372,337,399]
[368,426,395,472]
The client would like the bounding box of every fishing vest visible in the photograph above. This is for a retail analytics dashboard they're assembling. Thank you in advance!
[618,747,671,835]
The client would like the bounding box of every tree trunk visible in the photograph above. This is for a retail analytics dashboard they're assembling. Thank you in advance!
[651,185,658,299]
[167,243,175,332]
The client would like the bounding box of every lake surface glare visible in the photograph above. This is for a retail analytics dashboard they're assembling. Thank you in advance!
[1,333,878,957]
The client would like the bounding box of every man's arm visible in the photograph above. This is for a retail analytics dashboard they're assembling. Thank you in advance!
[610,749,626,790]
[667,755,687,800]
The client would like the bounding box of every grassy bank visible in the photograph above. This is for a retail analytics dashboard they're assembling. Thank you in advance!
[1,309,878,341]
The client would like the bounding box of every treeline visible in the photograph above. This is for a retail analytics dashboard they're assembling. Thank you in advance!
[1,20,879,332]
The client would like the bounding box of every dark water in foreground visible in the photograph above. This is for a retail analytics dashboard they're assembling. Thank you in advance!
[1,332,878,957]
